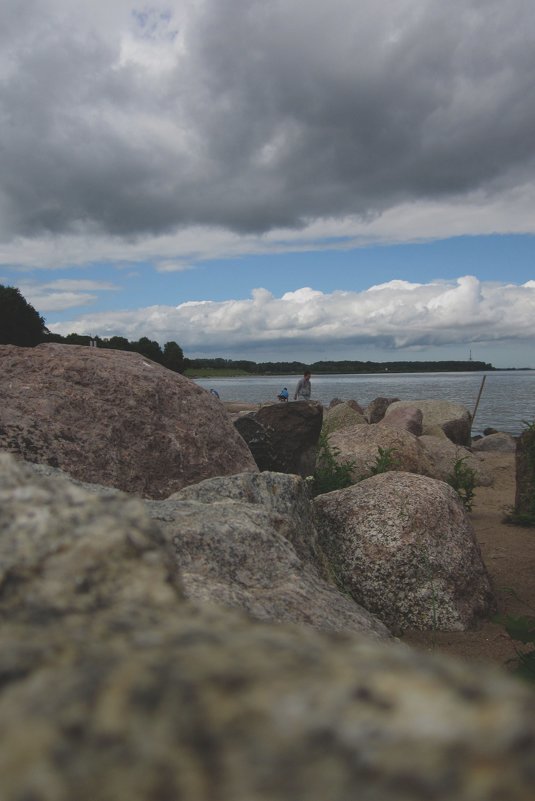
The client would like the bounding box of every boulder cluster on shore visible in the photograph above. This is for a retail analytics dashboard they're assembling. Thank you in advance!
[1,343,534,801]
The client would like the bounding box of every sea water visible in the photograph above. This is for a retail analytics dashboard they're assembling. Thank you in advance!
[195,370,535,436]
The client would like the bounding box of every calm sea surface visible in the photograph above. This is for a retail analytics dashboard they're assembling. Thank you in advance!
[195,371,535,436]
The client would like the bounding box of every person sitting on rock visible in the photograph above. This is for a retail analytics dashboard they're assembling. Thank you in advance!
[277,387,289,402]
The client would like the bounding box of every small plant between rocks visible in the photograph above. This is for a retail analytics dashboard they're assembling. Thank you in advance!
[309,436,399,497]
[447,456,477,512]
[310,433,357,496]
[368,446,400,476]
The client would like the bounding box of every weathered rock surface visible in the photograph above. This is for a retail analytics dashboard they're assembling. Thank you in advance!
[514,427,535,519]
[379,405,423,436]
[322,401,366,434]
[327,423,432,481]
[329,397,365,414]
[148,471,391,638]
[233,414,276,471]
[314,472,496,632]
[472,432,517,453]
[365,396,400,423]
[0,343,257,498]
[1,453,535,801]
[386,399,472,445]
[235,401,323,477]
[419,435,493,486]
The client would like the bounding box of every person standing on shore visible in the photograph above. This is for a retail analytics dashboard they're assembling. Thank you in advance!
[294,371,312,400]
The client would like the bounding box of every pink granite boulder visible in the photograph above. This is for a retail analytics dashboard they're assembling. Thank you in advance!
[0,344,257,498]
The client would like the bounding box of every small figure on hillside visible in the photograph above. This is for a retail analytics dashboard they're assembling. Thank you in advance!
[210,388,220,399]
[277,387,289,402]
[294,371,312,400]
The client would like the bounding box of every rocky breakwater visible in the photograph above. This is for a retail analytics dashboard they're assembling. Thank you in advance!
[2,452,535,801]
[0,343,257,498]
[321,395,494,487]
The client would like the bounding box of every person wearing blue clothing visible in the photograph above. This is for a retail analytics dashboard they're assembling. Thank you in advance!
[277,387,289,401]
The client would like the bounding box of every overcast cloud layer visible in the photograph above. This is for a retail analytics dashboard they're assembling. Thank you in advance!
[2,0,535,253]
[2,1,535,365]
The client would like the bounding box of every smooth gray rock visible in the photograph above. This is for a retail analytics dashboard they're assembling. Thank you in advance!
[472,432,517,453]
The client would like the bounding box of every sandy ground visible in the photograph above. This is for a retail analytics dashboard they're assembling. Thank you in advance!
[401,452,535,674]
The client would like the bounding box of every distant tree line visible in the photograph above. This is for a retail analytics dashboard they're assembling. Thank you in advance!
[1,283,494,375]
[186,357,494,374]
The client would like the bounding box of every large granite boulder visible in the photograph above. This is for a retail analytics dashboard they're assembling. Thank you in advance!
[365,396,400,423]
[235,401,323,477]
[419,435,493,486]
[322,401,366,434]
[327,423,432,481]
[314,472,496,632]
[379,405,423,436]
[385,399,472,445]
[147,471,391,638]
[1,453,535,801]
[0,343,257,498]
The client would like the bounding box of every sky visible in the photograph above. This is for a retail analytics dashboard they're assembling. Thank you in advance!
[1,0,535,368]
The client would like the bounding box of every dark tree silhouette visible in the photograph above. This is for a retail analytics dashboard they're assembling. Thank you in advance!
[162,341,185,373]
[0,285,47,346]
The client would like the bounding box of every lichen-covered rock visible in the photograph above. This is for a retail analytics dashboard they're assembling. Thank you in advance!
[0,343,257,498]
[386,399,472,445]
[148,471,390,638]
[314,472,496,632]
[327,423,432,481]
[419,435,493,486]
[364,396,400,423]
[322,402,366,434]
[472,432,517,453]
[1,452,535,801]
[0,453,184,629]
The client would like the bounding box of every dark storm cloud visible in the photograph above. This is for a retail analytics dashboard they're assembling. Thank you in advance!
[2,0,535,240]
